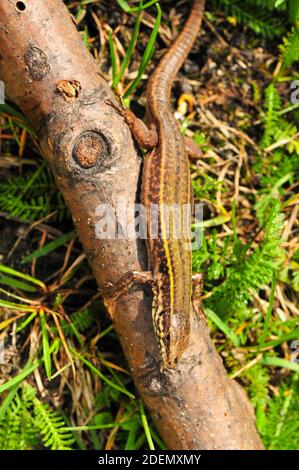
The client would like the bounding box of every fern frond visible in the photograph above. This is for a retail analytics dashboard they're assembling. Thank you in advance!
[245,363,271,434]
[0,164,68,222]
[33,397,74,450]
[212,0,286,37]
[0,384,74,450]
[60,308,95,335]
[0,387,38,450]
[263,375,299,449]
[245,0,286,10]
[206,201,284,317]
[260,83,281,148]
[280,27,299,70]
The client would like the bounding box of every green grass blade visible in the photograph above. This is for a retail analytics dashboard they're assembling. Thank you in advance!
[263,356,299,372]
[0,385,20,420]
[260,271,277,345]
[0,264,46,290]
[0,103,25,120]
[16,311,37,332]
[63,420,138,431]
[204,308,240,347]
[0,341,58,394]
[253,330,299,351]
[108,31,118,87]
[138,3,161,72]
[139,400,155,450]
[0,299,36,311]
[232,199,238,246]
[150,429,167,450]
[40,310,52,379]
[277,101,299,116]
[0,274,36,292]
[21,230,76,264]
[124,3,161,99]
[115,0,132,12]
[0,103,36,135]
[0,362,40,394]
[200,213,231,228]
[130,0,159,12]
[114,8,143,87]
[116,0,158,13]
[70,348,135,399]
[98,324,114,340]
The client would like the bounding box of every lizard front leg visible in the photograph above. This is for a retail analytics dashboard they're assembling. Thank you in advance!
[105,99,158,149]
[123,110,203,158]
[100,270,155,302]
[192,272,206,322]
[106,98,203,158]
[120,108,158,149]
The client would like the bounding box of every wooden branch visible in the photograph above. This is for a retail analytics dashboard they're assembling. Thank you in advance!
[0,0,264,450]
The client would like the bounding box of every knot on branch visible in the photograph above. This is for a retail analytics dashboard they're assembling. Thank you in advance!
[73,131,106,169]
[140,367,185,397]
[25,44,50,80]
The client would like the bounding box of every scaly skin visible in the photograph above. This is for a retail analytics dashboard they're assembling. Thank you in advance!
[104,0,205,368]
[141,0,205,367]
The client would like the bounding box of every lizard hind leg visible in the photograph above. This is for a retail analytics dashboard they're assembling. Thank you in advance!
[185,136,203,160]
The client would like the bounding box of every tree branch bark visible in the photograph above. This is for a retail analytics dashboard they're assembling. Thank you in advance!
[0,0,264,450]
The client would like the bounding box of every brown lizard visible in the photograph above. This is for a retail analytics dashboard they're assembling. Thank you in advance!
[104,0,205,369]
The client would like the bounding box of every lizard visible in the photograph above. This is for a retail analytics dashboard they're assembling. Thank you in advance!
[103,0,205,369]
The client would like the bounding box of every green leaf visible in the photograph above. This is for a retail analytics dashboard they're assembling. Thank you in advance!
[0,299,36,312]
[108,31,118,87]
[21,230,76,264]
[0,341,58,394]
[260,271,277,345]
[0,264,46,290]
[0,103,36,135]
[40,310,52,379]
[263,356,299,372]
[63,420,137,431]
[114,8,143,87]
[250,330,299,351]
[0,386,20,420]
[16,312,37,332]
[0,362,40,394]
[203,308,240,346]
[124,3,161,98]
[33,397,74,450]
[139,400,155,450]
[289,0,299,23]
[70,348,135,399]
[280,27,299,71]
[116,0,159,13]
[0,274,36,292]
